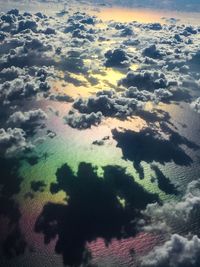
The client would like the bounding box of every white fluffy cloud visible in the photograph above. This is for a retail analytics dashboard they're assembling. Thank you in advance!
[142,179,200,236]
[8,109,48,127]
[141,234,200,267]
[0,127,33,157]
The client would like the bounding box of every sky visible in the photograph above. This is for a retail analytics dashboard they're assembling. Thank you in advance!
[87,0,200,11]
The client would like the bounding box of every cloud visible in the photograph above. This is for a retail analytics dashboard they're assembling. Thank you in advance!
[141,234,200,267]
[0,69,52,104]
[64,110,103,129]
[143,23,162,31]
[64,89,145,128]
[123,86,173,103]
[8,109,48,131]
[0,127,33,157]
[49,93,74,102]
[0,66,23,82]
[142,179,200,236]
[119,70,168,91]
[104,48,130,67]
[64,85,174,129]
[142,44,164,59]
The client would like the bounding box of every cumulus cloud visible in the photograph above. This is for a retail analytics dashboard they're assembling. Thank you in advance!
[49,93,74,102]
[64,110,102,129]
[142,179,200,236]
[64,89,145,128]
[141,234,200,267]
[8,109,48,131]
[119,70,168,91]
[0,68,52,104]
[142,44,164,59]
[104,48,130,68]
[0,127,33,157]
[123,86,172,103]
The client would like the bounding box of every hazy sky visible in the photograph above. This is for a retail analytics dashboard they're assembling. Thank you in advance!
[90,0,200,11]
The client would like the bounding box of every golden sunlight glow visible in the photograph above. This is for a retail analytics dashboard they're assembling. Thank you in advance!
[95,7,200,25]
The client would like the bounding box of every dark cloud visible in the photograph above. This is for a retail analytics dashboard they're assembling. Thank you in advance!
[0,72,51,104]
[104,48,130,68]
[143,23,162,31]
[119,71,168,91]
[123,87,173,103]
[92,135,110,146]
[142,44,164,60]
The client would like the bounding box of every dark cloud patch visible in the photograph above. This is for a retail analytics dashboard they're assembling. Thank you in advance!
[115,24,134,37]
[64,12,97,42]
[144,23,162,31]
[0,66,22,82]
[35,162,158,266]
[112,126,198,179]
[47,129,57,138]
[142,44,164,60]
[104,48,129,68]
[119,71,168,91]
